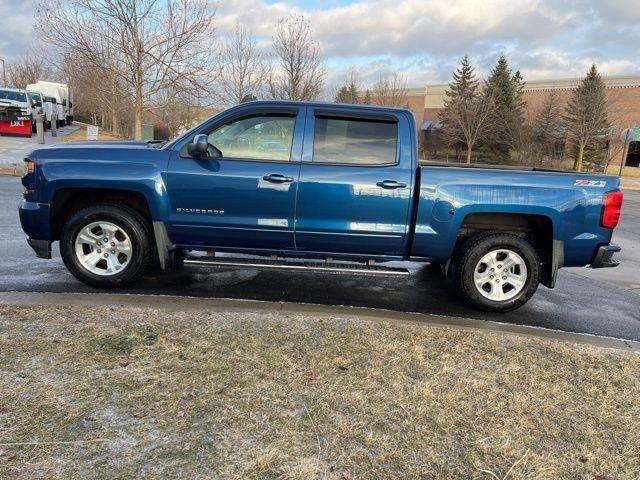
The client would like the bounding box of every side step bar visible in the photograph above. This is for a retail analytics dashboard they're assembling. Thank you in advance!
[183,256,410,276]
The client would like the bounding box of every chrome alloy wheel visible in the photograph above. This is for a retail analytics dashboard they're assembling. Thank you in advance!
[74,221,132,276]
[473,249,528,302]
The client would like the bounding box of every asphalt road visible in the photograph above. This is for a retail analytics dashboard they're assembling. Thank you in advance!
[1,175,639,340]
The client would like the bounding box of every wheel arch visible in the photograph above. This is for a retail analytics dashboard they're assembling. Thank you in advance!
[453,211,561,288]
[51,188,174,269]
[51,188,153,239]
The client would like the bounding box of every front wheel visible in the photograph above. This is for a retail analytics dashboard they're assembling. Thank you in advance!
[454,233,540,312]
[60,205,153,288]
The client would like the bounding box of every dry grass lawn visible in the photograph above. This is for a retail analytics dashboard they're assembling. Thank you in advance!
[0,304,638,479]
[61,124,124,142]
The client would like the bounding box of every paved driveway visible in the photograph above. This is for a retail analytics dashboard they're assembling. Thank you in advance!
[0,124,79,165]
[1,175,639,340]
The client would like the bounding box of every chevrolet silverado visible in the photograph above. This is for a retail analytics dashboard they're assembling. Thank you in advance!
[19,101,624,311]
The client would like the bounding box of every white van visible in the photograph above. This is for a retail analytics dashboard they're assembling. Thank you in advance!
[27,81,72,127]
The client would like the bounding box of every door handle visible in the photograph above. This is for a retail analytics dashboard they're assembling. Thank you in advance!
[263,174,294,183]
[376,180,407,189]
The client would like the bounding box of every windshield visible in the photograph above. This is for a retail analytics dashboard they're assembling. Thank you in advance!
[0,90,27,102]
[28,92,41,102]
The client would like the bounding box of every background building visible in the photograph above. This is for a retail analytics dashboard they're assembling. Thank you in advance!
[411,75,640,172]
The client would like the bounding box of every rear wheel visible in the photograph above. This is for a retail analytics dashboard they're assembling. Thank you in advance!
[60,205,153,287]
[454,233,540,312]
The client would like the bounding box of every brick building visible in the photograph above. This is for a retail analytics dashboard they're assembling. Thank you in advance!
[409,75,640,171]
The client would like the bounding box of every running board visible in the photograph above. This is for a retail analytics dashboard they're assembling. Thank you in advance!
[183,256,410,276]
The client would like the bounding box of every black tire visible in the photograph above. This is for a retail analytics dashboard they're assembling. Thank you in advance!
[60,205,153,288]
[454,233,540,312]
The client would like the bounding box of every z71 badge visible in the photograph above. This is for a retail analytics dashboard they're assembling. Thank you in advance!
[574,180,606,187]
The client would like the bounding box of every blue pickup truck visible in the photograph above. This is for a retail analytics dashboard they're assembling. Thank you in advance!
[19,101,624,311]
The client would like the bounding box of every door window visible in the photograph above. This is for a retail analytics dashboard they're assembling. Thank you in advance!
[208,113,296,161]
[313,116,398,165]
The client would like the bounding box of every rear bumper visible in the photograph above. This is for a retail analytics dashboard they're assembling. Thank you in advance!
[590,244,621,268]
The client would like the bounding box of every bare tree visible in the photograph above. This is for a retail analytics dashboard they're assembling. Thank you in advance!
[217,22,268,106]
[39,0,216,140]
[371,73,408,108]
[564,64,610,172]
[268,14,326,100]
[440,56,497,164]
[149,90,201,139]
[6,51,54,89]
[60,53,132,136]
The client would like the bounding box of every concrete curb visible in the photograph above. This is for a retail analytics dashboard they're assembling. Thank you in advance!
[1,291,638,353]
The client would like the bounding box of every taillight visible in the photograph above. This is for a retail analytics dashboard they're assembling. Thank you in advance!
[601,190,623,229]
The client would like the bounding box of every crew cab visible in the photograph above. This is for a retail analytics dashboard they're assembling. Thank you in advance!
[18,101,624,311]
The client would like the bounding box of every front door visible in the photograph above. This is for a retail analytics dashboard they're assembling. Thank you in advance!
[166,106,305,251]
[295,107,414,257]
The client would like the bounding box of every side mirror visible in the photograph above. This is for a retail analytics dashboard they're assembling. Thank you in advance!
[36,101,42,107]
[187,134,209,157]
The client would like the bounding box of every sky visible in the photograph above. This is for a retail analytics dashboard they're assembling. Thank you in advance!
[2,0,639,89]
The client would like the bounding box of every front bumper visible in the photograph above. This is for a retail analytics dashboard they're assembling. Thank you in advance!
[19,200,52,258]
[590,244,621,268]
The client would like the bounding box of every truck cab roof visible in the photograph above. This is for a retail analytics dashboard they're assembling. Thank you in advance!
[238,99,414,116]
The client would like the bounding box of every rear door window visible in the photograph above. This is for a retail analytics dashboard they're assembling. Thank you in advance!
[312,116,398,165]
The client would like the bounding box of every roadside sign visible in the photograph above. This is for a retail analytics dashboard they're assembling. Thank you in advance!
[620,126,640,143]
[618,126,640,175]
[86,125,99,141]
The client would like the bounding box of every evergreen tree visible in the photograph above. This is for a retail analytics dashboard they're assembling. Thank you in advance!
[333,73,360,104]
[564,64,610,172]
[334,86,351,103]
[362,89,372,105]
[448,55,477,99]
[534,91,564,164]
[484,55,526,158]
[440,56,497,164]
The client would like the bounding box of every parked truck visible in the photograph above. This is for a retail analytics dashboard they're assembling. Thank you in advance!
[18,101,624,311]
[0,88,34,137]
[27,91,47,131]
[26,81,73,127]
[41,95,57,130]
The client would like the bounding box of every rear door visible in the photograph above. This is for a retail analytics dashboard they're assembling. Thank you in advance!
[166,105,305,251]
[294,107,414,257]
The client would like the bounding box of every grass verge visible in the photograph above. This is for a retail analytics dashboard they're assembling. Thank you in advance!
[0,304,638,479]
[61,124,124,142]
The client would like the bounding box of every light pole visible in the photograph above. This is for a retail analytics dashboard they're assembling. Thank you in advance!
[0,58,6,87]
